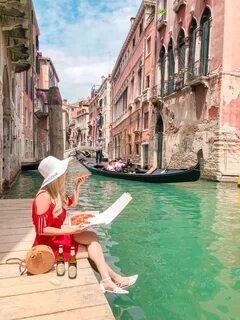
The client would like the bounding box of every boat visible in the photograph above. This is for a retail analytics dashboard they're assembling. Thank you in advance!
[80,160,201,184]
[21,160,41,171]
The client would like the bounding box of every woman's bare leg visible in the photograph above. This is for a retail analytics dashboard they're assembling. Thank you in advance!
[74,231,119,290]
[75,234,134,288]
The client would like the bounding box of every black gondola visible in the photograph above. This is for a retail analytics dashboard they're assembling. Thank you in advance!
[21,161,41,171]
[80,160,200,183]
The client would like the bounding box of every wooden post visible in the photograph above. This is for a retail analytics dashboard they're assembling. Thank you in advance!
[48,87,64,159]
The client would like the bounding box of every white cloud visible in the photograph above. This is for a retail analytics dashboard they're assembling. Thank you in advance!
[33,0,142,102]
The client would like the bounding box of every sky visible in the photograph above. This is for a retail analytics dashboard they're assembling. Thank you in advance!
[33,0,142,102]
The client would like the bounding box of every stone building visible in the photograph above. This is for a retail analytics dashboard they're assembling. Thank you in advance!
[34,55,60,160]
[110,0,156,165]
[97,76,111,157]
[151,0,240,180]
[0,0,34,192]
[75,100,89,147]
[88,85,100,147]
[21,9,40,163]
[62,99,71,151]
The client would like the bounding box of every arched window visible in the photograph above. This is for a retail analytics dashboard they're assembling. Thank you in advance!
[178,29,185,73]
[168,38,175,94]
[159,46,166,97]
[188,18,197,80]
[200,7,211,76]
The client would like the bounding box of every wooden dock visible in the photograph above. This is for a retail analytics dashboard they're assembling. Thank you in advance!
[0,199,115,320]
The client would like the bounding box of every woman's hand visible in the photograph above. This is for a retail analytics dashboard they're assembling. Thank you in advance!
[75,173,90,187]
[71,223,89,234]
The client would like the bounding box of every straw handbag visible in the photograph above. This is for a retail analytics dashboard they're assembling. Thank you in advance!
[6,245,55,275]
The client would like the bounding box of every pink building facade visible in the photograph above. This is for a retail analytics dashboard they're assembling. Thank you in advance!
[150,0,240,180]
[110,0,156,166]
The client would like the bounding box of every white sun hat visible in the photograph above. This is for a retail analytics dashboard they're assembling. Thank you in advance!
[38,156,72,189]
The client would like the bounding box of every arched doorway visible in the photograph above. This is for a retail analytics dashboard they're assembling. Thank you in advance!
[2,66,11,189]
[155,115,164,168]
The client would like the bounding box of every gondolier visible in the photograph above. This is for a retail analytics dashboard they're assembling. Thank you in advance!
[95,137,103,164]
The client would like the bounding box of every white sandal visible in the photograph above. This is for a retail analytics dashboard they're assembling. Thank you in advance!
[100,277,129,294]
[115,274,138,288]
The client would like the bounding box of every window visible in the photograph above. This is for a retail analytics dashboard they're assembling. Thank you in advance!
[138,68,142,95]
[146,75,150,88]
[131,77,134,101]
[139,20,143,36]
[136,143,140,155]
[144,112,149,129]
[178,29,185,72]
[146,37,151,56]
[188,18,197,79]
[36,35,39,51]
[25,72,29,94]
[168,38,175,94]
[200,7,211,76]
[159,46,166,97]
[132,37,136,49]
[123,89,128,113]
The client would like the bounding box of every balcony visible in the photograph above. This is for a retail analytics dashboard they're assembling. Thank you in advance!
[174,71,185,91]
[187,60,209,88]
[35,89,49,118]
[0,0,33,73]
[157,14,167,32]
[142,88,150,102]
[112,111,129,128]
[173,0,187,13]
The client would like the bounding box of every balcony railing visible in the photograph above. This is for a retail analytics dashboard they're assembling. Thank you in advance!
[112,111,129,128]
[157,14,167,31]
[173,0,187,13]
[142,88,150,102]
[187,60,209,87]
[174,70,185,91]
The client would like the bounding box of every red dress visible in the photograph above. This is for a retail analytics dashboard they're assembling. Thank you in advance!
[32,193,79,261]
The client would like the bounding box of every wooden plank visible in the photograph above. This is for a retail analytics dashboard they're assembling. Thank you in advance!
[0,267,96,297]
[0,198,115,320]
[0,284,108,320]
[0,250,28,264]
[0,221,33,228]
[0,233,35,243]
[0,227,34,236]
[0,259,90,279]
[26,305,114,320]
[0,241,42,253]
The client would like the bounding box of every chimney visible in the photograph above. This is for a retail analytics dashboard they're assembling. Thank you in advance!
[130,17,135,26]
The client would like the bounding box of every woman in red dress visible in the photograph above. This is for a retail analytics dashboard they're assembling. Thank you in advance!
[32,156,138,294]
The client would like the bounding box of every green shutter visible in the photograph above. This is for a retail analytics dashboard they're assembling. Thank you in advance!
[200,19,210,76]
[161,55,165,96]
[168,47,175,94]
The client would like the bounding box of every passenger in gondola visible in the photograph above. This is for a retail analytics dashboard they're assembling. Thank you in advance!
[115,158,125,172]
[107,161,115,171]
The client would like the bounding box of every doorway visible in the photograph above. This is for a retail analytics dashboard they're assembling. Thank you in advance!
[155,115,163,168]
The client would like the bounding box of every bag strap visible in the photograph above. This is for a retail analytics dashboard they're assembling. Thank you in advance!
[5,258,27,276]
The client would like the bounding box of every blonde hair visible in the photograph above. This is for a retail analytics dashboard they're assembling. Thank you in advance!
[43,174,67,217]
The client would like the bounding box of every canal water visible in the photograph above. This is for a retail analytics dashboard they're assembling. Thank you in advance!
[4,161,240,320]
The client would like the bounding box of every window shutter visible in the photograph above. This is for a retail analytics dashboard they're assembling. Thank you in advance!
[161,56,165,96]
[200,19,210,76]
[168,47,175,94]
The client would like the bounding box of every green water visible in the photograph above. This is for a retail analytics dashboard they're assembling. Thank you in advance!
[4,163,240,320]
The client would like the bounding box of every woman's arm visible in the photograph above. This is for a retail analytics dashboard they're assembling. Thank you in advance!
[35,192,85,235]
[40,225,84,236]
[69,174,90,208]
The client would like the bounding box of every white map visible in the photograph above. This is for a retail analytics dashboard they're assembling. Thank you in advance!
[68,193,132,227]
